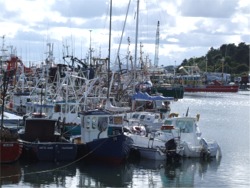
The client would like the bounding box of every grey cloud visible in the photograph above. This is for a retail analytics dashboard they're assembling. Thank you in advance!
[14,30,44,42]
[180,0,238,18]
[51,0,109,19]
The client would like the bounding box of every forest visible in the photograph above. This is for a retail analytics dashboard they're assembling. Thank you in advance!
[177,42,249,78]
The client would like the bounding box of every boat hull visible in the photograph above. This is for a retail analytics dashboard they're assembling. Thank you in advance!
[21,142,77,162]
[135,146,166,160]
[177,140,222,159]
[77,134,133,164]
[0,142,22,163]
[151,86,184,99]
[184,85,239,92]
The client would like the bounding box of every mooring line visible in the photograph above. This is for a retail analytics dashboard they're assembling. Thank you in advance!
[0,137,110,179]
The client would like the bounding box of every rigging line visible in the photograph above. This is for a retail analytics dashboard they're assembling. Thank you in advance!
[114,0,132,65]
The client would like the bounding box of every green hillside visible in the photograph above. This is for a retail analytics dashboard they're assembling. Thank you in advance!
[178,42,249,78]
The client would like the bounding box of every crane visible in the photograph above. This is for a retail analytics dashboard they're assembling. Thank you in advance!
[154,21,160,67]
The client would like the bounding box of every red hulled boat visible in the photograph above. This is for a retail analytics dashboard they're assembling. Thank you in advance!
[0,140,22,163]
[184,80,239,92]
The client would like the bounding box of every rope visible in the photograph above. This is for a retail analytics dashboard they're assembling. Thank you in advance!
[0,136,110,179]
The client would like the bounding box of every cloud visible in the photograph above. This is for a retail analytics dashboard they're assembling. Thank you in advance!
[180,0,238,18]
[0,0,249,67]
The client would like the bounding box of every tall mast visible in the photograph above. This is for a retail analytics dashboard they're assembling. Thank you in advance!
[134,0,139,69]
[133,0,139,93]
[107,0,112,99]
[89,30,93,66]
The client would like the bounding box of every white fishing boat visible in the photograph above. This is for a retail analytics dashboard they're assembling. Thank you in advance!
[124,119,176,161]
[163,115,222,159]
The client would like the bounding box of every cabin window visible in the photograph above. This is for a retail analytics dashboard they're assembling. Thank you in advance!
[176,120,193,133]
[164,120,172,125]
[92,117,97,129]
[132,114,139,119]
[107,127,123,137]
[54,104,61,112]
[98,117,108,131]
[140,115,145,120]
[86,117,91,128]
[113,116,123,124]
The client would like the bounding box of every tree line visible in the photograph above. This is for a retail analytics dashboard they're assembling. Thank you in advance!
[178,42,249,78]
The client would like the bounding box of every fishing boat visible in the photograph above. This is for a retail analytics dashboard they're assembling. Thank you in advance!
[136,80,184,99]
[0,127,22,163]
[147,68,184,99]
[124,124,168,161]
[150,84,184,99]
[74,109,134,164]
[18,112,77,162]
[0,70,22,163]
[123,117,179,161]
[163,114,222,159]
[0,111,23,133]
[130,91,175,133]
[178,66,239,92]
[183,80,239,92]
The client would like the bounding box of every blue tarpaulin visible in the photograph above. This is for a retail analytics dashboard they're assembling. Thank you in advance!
[131,92,174,101]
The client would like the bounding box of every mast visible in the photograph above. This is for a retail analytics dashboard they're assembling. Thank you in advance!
[107,0,112,99]
[0,35,8,72]
[134,0,139,69]
[1,70,13,128]
[89,30,93,66]
[133,0,140,93]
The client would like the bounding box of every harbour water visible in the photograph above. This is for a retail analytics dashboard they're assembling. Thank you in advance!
[1,91,250,187]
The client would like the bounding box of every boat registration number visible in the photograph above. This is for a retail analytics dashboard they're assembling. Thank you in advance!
[39,146,53,149]
[3,144,14,147]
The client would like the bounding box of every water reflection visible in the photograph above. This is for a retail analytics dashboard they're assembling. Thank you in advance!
[0,162,21,185]
[161,158,222,187]
[135,159,164,170]
[76,161,133,187]
[184,92,225,99]
[21,161,77,187]
[0,157,221,187]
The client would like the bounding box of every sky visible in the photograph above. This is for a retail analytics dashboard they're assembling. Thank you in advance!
[0,0,249,68]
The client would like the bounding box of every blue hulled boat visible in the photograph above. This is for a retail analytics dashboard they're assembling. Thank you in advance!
[18,113,77,162]
[74,109,133,164]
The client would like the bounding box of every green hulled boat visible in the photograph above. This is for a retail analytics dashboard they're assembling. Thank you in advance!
[150,84,184,99]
